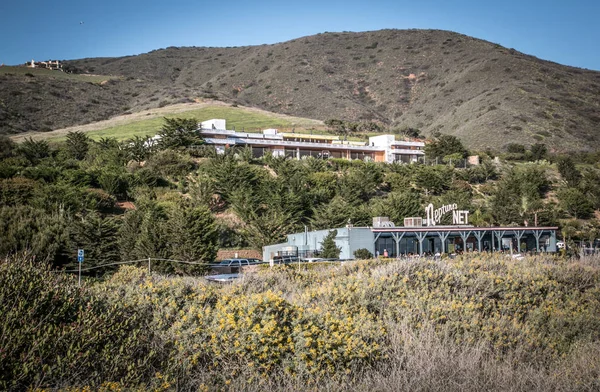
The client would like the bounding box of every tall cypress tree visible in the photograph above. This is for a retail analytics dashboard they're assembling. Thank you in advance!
[71,211,121,273]
[65,131,90,160]
[320,230,341,259]
[168,203,219,268]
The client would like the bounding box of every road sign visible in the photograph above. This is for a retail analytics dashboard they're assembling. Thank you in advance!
[77,249,84,263]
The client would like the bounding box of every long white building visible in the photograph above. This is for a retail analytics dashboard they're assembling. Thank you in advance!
[199,119,425,163]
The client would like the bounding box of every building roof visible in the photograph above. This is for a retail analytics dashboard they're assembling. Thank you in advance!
[372,226,558,233]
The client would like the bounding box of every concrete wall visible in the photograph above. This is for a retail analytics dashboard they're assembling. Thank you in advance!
[348,228,376,257]
[201,119,226,130]
[263,243,289,263]
[284,227,374,259]
[369,134,395,147]
[369,135,395,163]
[217,249,262,260]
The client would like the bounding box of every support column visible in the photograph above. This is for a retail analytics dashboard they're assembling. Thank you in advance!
[493,230,506,252]
[513,230,525,252]
[459,231,472,252]
[548,231,557,252]
[373,232,382,244]
[473,230,486,251]
[296,147,300,160]
[533,230,543,252]
[437,231,450,254]
[415,231,429,256]
[373,232,382,256]
[392,232,405,258]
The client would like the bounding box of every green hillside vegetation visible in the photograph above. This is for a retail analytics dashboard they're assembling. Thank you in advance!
[1,117,600,390]
[1,119,599,271]
[2,29,599,151]
[2,253,599,390]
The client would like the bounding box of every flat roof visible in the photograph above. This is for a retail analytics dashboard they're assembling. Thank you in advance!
[372,226,558,233]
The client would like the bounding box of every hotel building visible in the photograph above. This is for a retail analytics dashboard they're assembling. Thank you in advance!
[199,119,425,164]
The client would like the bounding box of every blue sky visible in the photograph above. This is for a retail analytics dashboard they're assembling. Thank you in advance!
[1,0,599,70]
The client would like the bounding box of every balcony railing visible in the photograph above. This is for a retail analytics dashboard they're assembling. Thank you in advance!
[392,149,425,155]
[204,137,387,151]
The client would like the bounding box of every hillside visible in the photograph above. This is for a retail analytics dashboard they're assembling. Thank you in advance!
[9,101,325,143]
[2,29,600,151]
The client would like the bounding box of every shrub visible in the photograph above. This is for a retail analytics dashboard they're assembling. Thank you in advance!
[3,252,600,390]
[0,177,38,205]
[320,230,341,259]
[354,248,374,259]
[0,256,161,390]
[505,143,527,154]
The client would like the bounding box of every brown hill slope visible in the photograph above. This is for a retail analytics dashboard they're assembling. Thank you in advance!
[2,29,599,151]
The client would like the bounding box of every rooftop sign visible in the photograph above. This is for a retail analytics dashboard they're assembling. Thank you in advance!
[425,203,469,226]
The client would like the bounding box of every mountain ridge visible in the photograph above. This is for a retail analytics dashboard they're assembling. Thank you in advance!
[1,29,599,151]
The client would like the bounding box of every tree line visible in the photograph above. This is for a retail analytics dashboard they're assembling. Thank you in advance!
[0,118,599,271]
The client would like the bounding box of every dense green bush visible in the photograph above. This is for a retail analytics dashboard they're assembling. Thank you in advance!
[354,248,374,259]
[0,256,162,390]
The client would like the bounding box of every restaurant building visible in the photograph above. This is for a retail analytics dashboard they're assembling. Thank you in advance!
[263,204,558,263]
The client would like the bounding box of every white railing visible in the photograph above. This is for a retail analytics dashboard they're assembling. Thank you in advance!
[392,149,425,155]
[201,129,284,140]
[391,140,426,147]
[205,137,387,151]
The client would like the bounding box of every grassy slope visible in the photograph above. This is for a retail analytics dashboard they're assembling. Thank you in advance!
[84,105,323,140]
[12,103,325,142]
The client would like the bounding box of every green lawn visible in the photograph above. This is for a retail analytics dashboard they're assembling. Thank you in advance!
[82,106,324,141]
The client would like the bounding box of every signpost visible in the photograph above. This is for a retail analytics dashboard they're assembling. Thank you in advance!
[77,249,84,286]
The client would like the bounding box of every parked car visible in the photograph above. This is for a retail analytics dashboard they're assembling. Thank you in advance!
[300,257,324,263]
[214,258,263,273]
[218,258,262,266]
[272,255,299,264]
[205,273,240,283]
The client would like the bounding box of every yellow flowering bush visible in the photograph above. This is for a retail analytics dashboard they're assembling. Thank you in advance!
[208,290,296,373]
[4,254,600,390]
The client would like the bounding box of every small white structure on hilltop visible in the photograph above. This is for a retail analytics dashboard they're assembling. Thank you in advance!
[26,59,63,71]
[200,119,226,130]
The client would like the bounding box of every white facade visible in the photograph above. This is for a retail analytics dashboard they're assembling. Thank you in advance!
[201,119,227,130]
[368,135,424,163]
[199,119,424,164]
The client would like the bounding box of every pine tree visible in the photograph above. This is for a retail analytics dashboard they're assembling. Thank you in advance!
[557,156,582,187]
[157,117,201,149]
[167,204,219,272]
[19,138,50,164]
[320,230,341,259]
[134,207,170,261]
[118,209,144,261]
[71,212,121,272]
[65,131,90,160]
